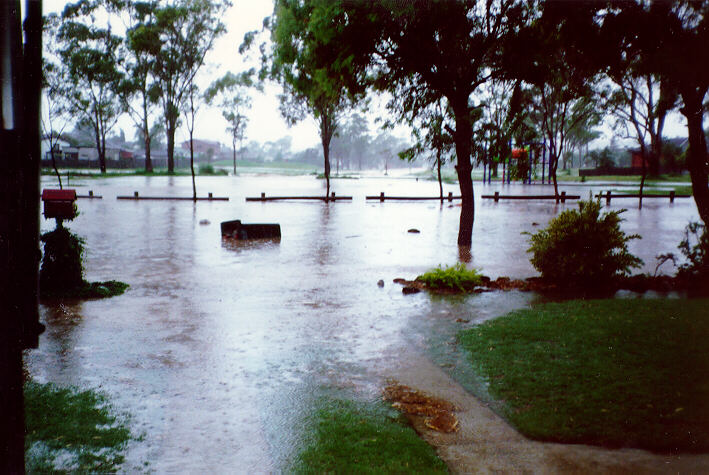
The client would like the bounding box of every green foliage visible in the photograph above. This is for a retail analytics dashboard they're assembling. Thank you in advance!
[291,398,447,473]
[25,381,133,472]
[39,226,129,299]
[676,222,709,283]
[526,199,642,287]
[416,263,483,292]
[458,298,709,452]
[509,150,530,180]
[659,222,709,288]
[41,280,130,300]
[198,164,228,175]
[588,147,616,169]
[40,226,85,292]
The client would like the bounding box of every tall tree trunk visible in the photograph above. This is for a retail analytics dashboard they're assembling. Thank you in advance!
[452,101,474,247]
[190,135,196,201]
[144,133,153,173]
[437,149,443,201]
[99,132,107,174]
[50,147,63,189]
[681,87,709,226]
[166,122,175,174]
[232,137,237,175]
[639,143,647,210]
[322,138,331,199]
[319,111,335,200]
[1,1,42,470]
[142,100,153,172]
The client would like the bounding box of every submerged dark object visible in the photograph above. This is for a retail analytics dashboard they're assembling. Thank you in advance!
[221,220,281,240]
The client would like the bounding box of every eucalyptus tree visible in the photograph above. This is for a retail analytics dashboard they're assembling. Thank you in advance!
[183,80,201,200]
[398,100,455,200]
[318,0,534,246]
[605,74,677,208]
[546,0,709,225]
[42,14,73,187]
[260,0,363,199]
[136,0,229,173]
[504,2,604,199]
[120,0,161,172]
[56,0,125,173]
[205,70,260,175]
[603,1,709,225]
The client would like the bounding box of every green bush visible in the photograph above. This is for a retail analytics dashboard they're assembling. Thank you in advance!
[526,199,642,288]
[659,221,709,289]
[40,226,85,292]
[416,263,483,291]
[198,164,228,175]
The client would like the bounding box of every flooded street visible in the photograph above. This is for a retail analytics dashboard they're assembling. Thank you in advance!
[27,174,699,472]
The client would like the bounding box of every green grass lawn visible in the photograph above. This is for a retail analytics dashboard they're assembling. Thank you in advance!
[458,298,709,453]
[25,381,134,472]
[570,174,692,183]
[614,185,693,196]
[291,398,448,473]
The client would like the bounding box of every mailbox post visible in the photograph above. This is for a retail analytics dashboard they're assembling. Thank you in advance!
[42,189,77,226]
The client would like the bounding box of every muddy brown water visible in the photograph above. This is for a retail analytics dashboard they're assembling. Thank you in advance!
[27,174,699,472]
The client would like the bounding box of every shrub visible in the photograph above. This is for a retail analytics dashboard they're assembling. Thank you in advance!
[526,199,642,288]
[40,226,85,292]
[658,221,709,289]
[416,263,483,291]
[198,164,227,175]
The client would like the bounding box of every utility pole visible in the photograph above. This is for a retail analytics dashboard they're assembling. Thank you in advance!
[1,1,44,472]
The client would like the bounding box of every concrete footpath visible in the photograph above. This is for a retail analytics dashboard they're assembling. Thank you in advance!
[385,349,709,474]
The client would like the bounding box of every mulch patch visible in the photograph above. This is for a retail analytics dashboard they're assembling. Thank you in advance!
[384,382,459,433]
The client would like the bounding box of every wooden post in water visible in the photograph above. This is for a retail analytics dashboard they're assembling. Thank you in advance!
[134,191,139,199]
[606,190,611,205]
[448,191,453,202]
[561,191,566,203]
[670,190,675,203]
[380,192,385,202]
[494,191,500,202]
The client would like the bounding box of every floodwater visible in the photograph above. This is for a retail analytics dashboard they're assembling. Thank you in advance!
[27,173,699,472]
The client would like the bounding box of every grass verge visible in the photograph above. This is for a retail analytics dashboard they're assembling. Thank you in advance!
[615,185,693,195]
[292,398,448,473]
[458,298,709,453]
[25,381,133,472]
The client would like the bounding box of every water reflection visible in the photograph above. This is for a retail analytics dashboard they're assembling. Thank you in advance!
[27,175,701,472]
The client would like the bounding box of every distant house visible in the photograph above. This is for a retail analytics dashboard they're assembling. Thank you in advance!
[180,139,223,157]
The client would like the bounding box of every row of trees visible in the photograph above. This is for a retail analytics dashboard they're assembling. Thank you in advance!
[259,0,709,247]
[43,0,258,197]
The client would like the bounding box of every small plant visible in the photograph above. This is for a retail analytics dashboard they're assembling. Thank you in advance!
[525,199,642,288]
[416,263,483,291]
[40,226,85,292]
[657,221,709,288]
[39,226,129,299]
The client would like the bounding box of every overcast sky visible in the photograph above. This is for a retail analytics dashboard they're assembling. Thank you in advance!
[42,0,688,152]
[43,0,327,151]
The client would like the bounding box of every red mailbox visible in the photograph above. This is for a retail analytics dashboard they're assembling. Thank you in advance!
[42,189,77,220]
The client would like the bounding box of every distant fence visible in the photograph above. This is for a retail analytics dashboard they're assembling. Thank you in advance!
[594,190,691,204]
[365,192,460,202]
[482,191,580,203]
[246,192,351,202]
